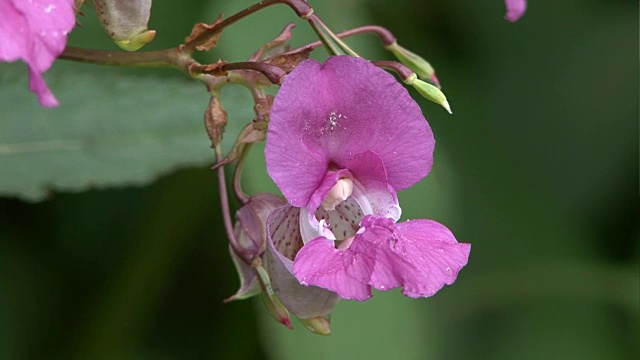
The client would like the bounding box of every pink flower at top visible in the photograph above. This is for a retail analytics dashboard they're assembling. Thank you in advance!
[505,0,527,22]
[0,0,76,107]
[265,56,470,301]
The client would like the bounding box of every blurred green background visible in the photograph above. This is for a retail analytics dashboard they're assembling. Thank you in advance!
[1,0,637,359]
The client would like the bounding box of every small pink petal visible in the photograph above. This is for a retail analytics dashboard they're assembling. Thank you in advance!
[504,0,527,22]
[346,151,400,220]
[28,67,59,107]
[0,0,75,107]
[307,169,351,219]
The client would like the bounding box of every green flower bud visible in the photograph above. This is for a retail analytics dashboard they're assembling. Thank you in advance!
[405,73,452,114]
[299,316,332,336]
[255,263,293,329]
[93,0,156,51]
[387,42,440,88]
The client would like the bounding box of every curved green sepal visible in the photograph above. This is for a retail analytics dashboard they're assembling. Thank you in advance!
[114,30,156,51]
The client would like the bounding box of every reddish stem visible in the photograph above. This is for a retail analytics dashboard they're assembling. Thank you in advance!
[232,144,251,205]
[222,62,287,85]
[372,60,414,81]
[284,25,397,56]
[184,0,314,53]
[60,46,192,69]
[215,145,243,260]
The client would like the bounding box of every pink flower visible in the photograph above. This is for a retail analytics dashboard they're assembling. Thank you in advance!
[0,0,76,107]
[265,56,470,301]
[505,0,527,22]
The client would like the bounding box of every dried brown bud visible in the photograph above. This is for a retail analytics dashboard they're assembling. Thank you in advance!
[204,95,227,148]
[249,23,296,62]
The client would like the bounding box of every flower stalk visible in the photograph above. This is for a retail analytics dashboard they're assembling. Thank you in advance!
[308,14,360,57]
[214,144,243,259]
[182,0,314,54]
[306,14,342,55]
[283,25,396,57]
[233,143,251,205]
[60,46,189,68]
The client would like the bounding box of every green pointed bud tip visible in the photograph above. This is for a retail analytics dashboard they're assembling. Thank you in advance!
[387,42,438,85]
[409,77,453,115]
[255,264,293,330]
[114,30,156,51]
[300,316,332,336]
[260,290,293,330]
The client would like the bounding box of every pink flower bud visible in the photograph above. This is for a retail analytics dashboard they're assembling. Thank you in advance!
[226,194,285,302]
[233,193,286,263]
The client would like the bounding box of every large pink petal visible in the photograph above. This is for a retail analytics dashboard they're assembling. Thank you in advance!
[0,0,75,107]
[293,216,470,300]
[373,219,471,298]
[293,233,378,301]
[266,56,434,207]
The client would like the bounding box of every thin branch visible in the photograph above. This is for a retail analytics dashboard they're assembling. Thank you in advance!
[222,62,287,85]
[372,60,414,81]
[284,25,397,56]
[233,143,251,204]
[215,145,243,259]
[183,0,314,54]
[59,46,191,69]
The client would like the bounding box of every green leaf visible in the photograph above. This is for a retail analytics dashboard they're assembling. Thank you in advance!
[0,62,253,201]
